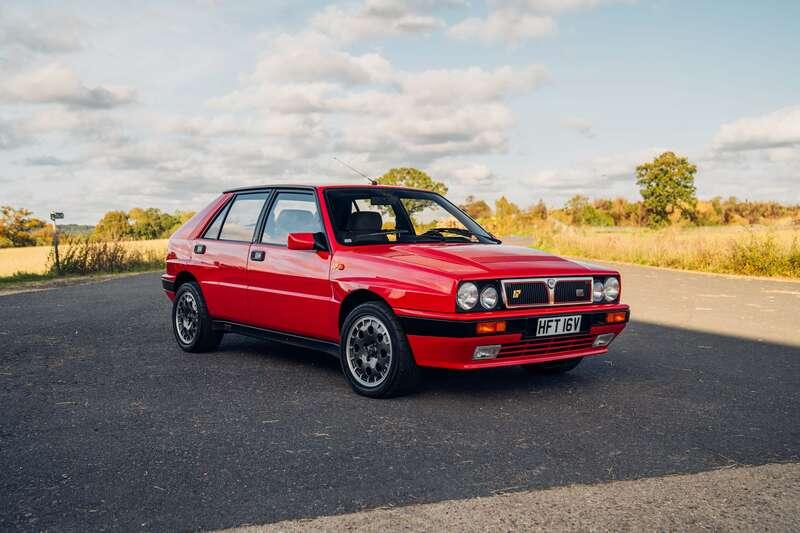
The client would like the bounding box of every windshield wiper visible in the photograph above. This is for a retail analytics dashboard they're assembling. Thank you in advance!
[419,227,501,244]
[345,229,411,243]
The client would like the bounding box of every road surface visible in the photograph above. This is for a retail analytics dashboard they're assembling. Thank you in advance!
[1,264,798,531]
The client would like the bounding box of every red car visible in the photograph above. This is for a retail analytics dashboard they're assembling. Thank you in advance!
[162,185,629,397]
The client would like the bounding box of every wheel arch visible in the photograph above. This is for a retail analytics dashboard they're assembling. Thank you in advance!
[338,289,390,331]
[174,271,198,291]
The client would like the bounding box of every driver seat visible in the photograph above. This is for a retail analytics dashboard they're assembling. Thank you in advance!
[346,211,388,243]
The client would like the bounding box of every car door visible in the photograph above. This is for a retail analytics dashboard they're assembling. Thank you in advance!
[192,191,269,323]
[246,190,336,340]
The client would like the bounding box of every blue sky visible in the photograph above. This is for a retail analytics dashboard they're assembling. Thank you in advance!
[1,0,799,223]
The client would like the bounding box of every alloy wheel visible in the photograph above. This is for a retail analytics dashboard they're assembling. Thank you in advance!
[175,291,199,344]
[345,315,393,387]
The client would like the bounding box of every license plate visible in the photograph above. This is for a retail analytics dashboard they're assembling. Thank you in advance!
[535,315,582,337]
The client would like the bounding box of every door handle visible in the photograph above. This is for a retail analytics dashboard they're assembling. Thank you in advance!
[250,250,266,262]
[194,244,206,254]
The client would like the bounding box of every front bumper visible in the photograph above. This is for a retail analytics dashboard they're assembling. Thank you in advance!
[398,305,629,370]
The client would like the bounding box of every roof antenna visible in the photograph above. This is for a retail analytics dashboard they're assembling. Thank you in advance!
[333,157,377,185]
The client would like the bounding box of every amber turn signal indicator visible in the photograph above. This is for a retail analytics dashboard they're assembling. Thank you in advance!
[476,321,507,334]
[606,311,627,324]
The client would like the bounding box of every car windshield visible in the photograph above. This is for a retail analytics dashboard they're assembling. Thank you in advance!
[324,188,499,245]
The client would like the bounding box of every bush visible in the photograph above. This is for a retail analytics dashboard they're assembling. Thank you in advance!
[50,236,163,275]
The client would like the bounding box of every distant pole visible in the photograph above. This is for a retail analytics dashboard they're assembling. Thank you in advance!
[50,211,64,275]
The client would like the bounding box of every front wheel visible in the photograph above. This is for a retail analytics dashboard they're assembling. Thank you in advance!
[522,357,583,374]
[172,282,223,353]
[340,302,420,398]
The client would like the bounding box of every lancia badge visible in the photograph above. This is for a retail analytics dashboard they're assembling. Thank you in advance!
[547,278,556,289]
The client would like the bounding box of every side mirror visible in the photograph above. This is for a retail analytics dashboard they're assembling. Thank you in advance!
[287,232,327,251]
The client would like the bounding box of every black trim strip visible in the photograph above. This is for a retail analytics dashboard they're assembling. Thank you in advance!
[161,279,175,292]
[212,320,340,357]
[401,310,628,338]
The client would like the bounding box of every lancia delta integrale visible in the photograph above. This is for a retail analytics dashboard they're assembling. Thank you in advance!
[162,185,629,397]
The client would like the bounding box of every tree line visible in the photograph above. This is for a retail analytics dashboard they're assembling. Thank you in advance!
[3,151,798,248]
[0,207,195,248]
[381,153,800,230]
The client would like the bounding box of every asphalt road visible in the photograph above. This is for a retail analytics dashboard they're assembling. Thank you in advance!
[1,265,799,531]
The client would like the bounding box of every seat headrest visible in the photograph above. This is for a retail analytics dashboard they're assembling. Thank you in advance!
[275,209,318,233]
[346,211,383,232]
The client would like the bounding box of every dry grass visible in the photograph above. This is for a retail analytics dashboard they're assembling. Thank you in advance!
[0,239,167,277]
[521,223,800,278]
[2,225,799,281]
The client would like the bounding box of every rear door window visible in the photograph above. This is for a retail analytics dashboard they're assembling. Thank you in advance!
[218,192,268,242]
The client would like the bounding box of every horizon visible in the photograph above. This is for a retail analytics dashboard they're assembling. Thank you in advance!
[2,1,799,224]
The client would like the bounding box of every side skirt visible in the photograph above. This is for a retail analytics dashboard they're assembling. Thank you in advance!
[212,320,340,357]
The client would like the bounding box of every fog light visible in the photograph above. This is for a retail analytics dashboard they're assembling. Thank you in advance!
[593,333,616,347]
[606,311,627,324]
[476,321,507,334]
[473,345,501,360]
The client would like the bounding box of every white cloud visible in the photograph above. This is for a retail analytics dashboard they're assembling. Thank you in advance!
[523,147,664,204]
[448,0,622,44]
[402,65,548,104]
[1,63,136,109]
[449,11,555,43]
[712,105,800,152]
[250,32,395,86]
[428,159,499,191]
[0,9,84,53]
[310,0,462,43]
[210,27,547,162]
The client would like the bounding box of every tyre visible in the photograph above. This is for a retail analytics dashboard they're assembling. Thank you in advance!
[522,357,583,374]
[340,301,420,398]
[172,282,223,353]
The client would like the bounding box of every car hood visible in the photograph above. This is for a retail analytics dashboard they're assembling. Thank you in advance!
[354,243,616,279]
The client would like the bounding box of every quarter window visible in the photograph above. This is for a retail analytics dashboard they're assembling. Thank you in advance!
[202,202,230,239]
[261,192,322,245]
[218,192,268,242]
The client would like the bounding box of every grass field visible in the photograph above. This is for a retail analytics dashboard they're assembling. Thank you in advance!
[526,224,800,278]
[0,239,168,277]
[1,226,798,282]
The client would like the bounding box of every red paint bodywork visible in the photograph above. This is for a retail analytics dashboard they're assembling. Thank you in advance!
[163,185,629,369]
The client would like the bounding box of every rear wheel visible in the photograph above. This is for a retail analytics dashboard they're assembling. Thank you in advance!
[522,357,583,374]
[172,282,223,352]
[340,302,420,398]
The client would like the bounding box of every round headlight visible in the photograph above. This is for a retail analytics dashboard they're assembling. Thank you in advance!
[457,282,479,310]
[603,277,620,302]
[593,281,605,303]
[480,286,499,309]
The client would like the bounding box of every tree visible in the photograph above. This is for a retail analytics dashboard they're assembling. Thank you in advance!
[494,196,520,219]
[529,199,548,220]
[636,151,697,227]
[377,167,448,217]
[564,195,613,226]
[0,206,49,247]
[460,195,492,219]
[93,211,132,240]
[377,167,448,195]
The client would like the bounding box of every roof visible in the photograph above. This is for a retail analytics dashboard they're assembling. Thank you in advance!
[222,183,428,194]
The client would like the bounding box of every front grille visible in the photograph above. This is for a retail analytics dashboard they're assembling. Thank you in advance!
[498,333,596,359]
[554,279,592,304]
[501,276,593,308]
[504,281,548,306]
